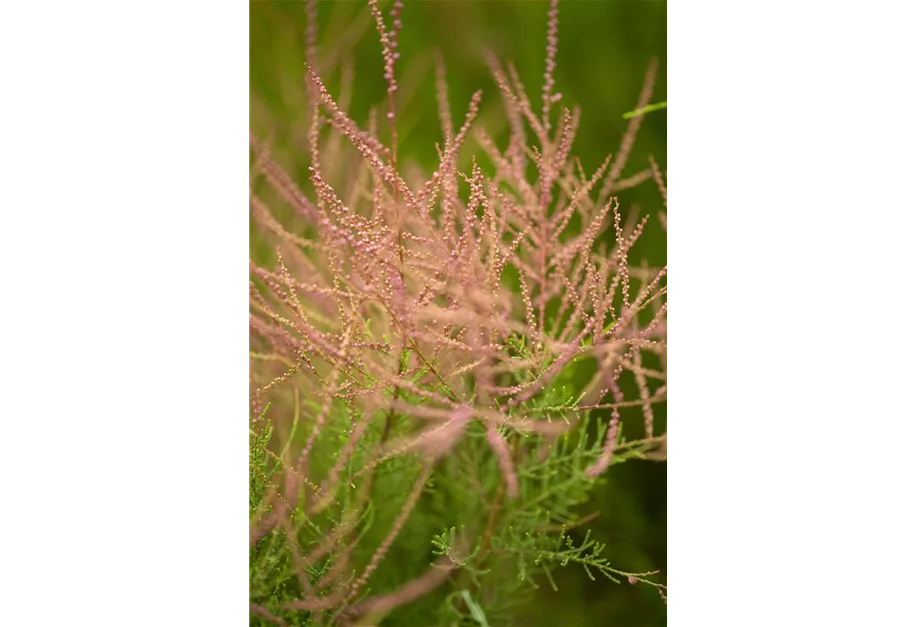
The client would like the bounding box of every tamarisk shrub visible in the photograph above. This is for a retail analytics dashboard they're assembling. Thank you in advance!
[250,1,667,625]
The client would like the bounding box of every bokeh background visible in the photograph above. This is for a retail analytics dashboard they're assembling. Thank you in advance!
[251,1,666,624]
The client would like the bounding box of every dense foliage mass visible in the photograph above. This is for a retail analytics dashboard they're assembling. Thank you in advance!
[249,1,666,624]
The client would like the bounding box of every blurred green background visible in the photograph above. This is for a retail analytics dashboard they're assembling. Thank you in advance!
[251,1,665,624]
